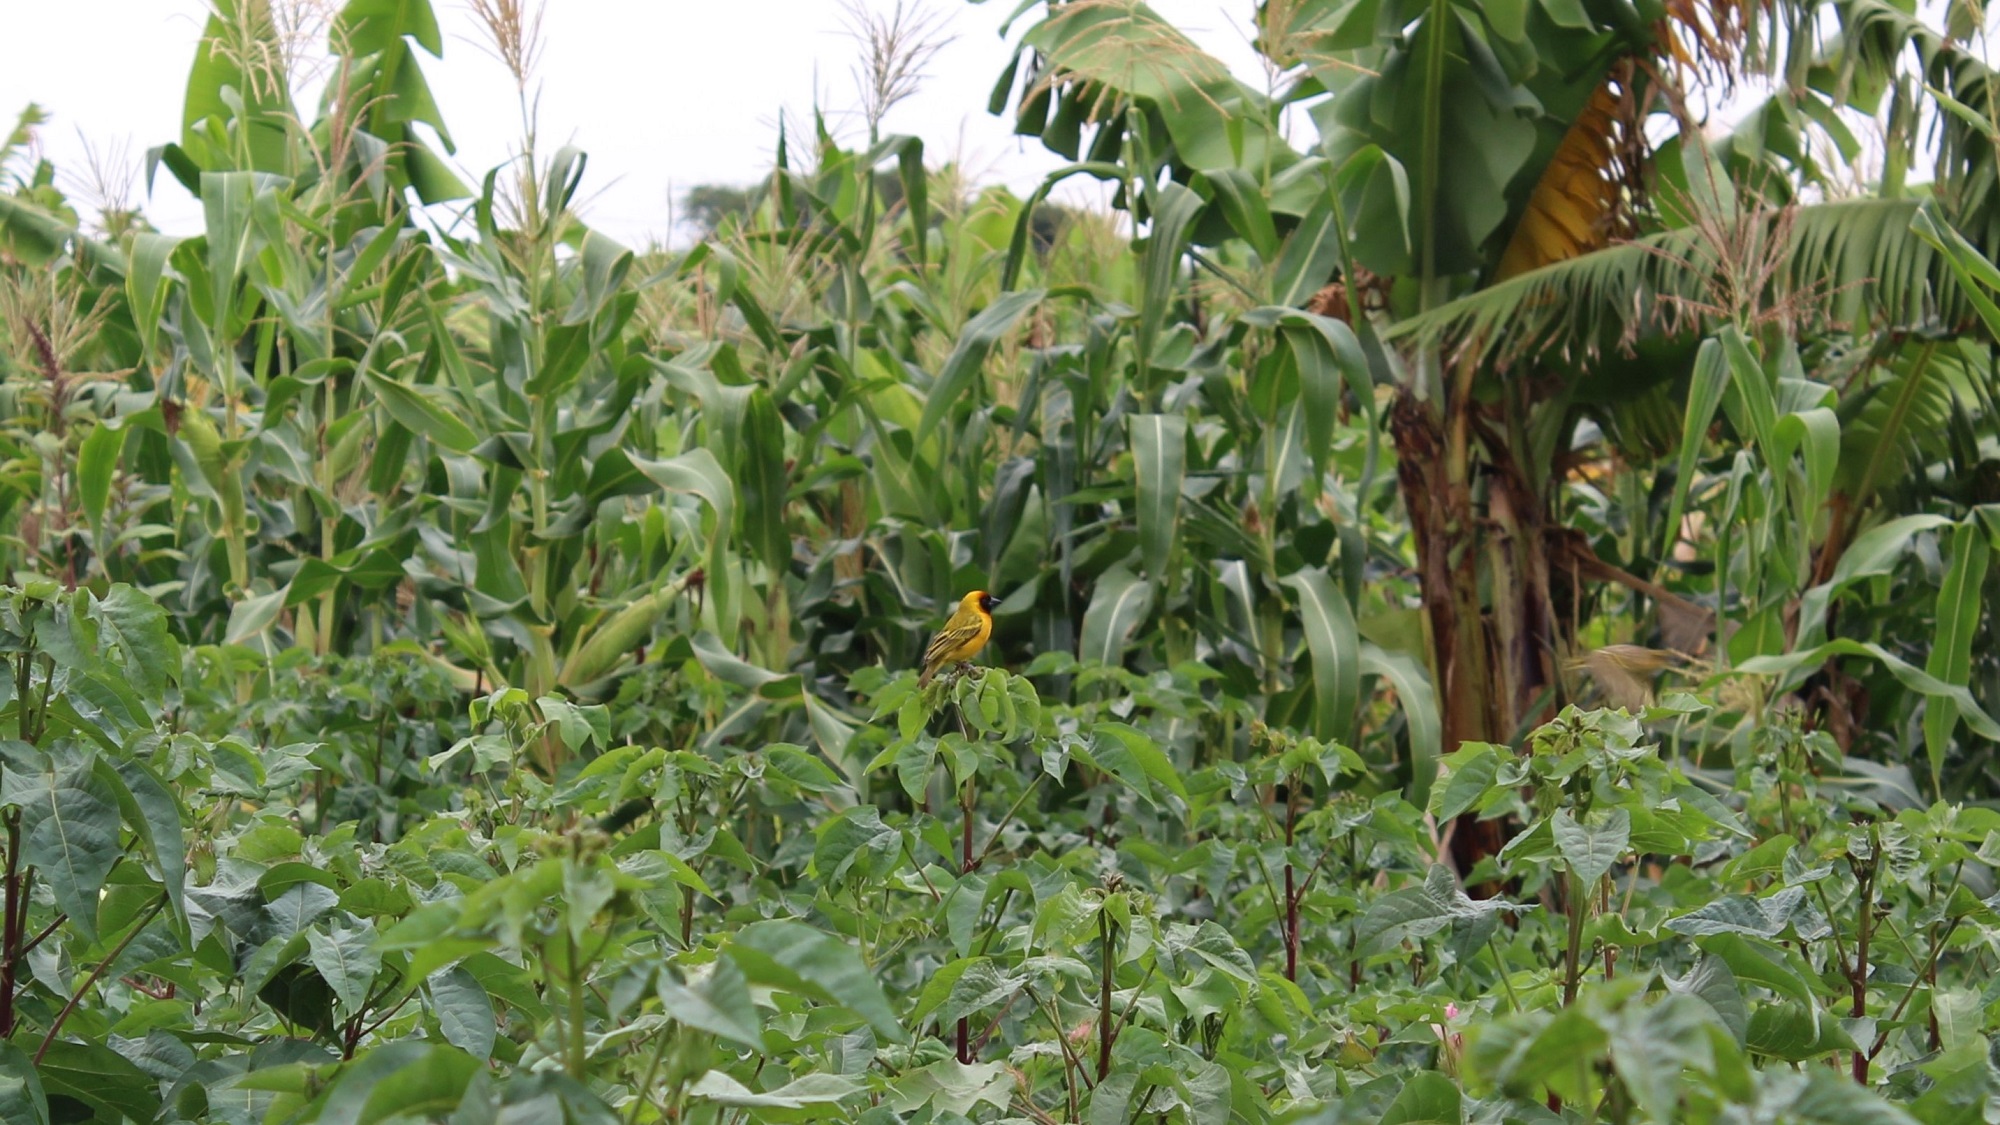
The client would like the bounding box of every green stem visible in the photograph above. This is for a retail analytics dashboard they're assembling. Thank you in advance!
[1488,931,1522,1012]
[37,894,168,1063]
[1098,906,1115,1081]
[973,776,1043,871]
[627,1023,677,1125]
[568,929,589,1079]
[1561,871,1588,1007]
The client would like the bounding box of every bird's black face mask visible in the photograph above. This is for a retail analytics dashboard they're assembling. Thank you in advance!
[978,593,999,612]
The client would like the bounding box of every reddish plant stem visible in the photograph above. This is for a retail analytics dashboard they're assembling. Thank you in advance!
[0,811,19,1037]
[958,777,974,1064]
[1284,779,1299,982]
[1,645,25,1037]
[1098,908,1114,1082]
[1852,856,1876,1085]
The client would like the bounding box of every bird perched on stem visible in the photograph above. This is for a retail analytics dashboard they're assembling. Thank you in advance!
[919,591,998,686]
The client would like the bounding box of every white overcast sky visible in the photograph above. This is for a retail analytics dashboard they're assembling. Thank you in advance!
[0,0,1278,246]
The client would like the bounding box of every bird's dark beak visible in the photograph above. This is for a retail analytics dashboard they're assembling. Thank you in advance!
[980,593,999,612]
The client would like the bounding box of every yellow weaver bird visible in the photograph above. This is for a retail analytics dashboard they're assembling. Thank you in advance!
[919,590,998,686]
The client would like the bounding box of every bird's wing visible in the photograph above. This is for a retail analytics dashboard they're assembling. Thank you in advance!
[923,614,984,666]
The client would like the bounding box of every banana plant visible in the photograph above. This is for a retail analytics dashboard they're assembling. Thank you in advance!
[988,0,2000,836]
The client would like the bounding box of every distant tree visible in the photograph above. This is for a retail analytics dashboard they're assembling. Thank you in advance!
[1028,201,1079,255]
[679,183,759,238]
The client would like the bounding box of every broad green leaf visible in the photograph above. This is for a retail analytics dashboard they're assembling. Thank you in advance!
[1379,1071,1462,1124]
[1135,182,1205,378]
[1914,204,2000,338]
[1090,721,1189,804]
[1079,565,1153,668]
[876,134,929,268]
[313,1042,477,1125]
[428,965,497,1060]
[1332,144,1411,260]
[1746,1002,1856,1063]
[813,806,901,885]
[1751,1069,1914,1123]
[536,696,608,755]
[916,289,1044,443]
[561,228,634,325]
[0,193,69,265]
[1089,1072,1143,1125]
[1280,567,1360,745]
[689,630,786,689]
[738,387,791,571]
[183,13,294,173]
[29,1040,157,1125]
[308,916,382,1014]
[1282,316,1365,480]
[729,921,903,1040]
[1698,934,1817,1008]
[765,744,849,796]
[1431,744,1500,821]
[658,959,763,1051]
[916,959,1020,1027]
[887,1059,1013,1116]
[631,447,739,643]
[1552,807,1629,886]
[1826,515,1949,590]
[1738,640,2000,739]
[1666,889,1815,939]
[107,758,187,926]
[224,586,288,645]
[1197,167,1278,260]
[1925,518,1989,791]
[1353,886,1453,956]
[1795,514,1951,648]
[200,171,265,341]
[1364,641,1442,808]
[1660,336,1730,562]
[0,1042,48,1125]
[265,883,338,940]
[687,1071,863,1109]
[1719,326,1777,457]
[1129,413,1186,580]
[363,369,478,453]
[88,584,177,699]
[284,549,408,606]
[1272,194,1341,307]
[1717,835,1797,885]
[982,455,1037,574]
[631,448,737,539]
[125,233,180,362]
[1666,953,1748,1044]
[21,765,121,941]
[351,1046,478,1125]
[1239,307,1374,482]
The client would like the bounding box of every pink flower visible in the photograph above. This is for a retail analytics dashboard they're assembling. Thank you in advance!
[1431,1003,1464,1078]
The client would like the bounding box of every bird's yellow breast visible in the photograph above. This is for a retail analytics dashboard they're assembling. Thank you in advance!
[932,609,992,664]
[922,593,995,673]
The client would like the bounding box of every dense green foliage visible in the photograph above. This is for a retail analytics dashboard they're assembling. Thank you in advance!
[0,0,1998,1122]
